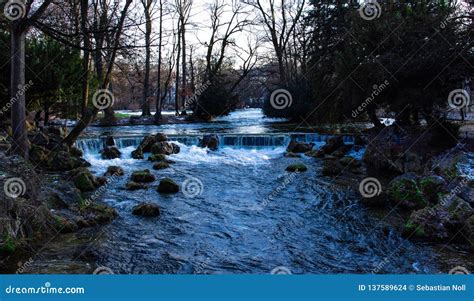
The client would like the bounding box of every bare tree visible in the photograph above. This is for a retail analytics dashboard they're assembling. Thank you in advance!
[154,0,164,122]
[249,0,306,84]
[64,0,133,146]
[140,0,155,116]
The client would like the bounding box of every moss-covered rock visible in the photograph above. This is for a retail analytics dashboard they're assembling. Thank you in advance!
[387,175,427,210]
[131,169,155,183]
[104,166,125,177]
[70,147,83,158]
[447,197,473,228]
[132,203,160,217]
[0,234,16,253]
[286,164,308,172]
[157,178,180,194]
[131,148,144,160]
[72,169,96,192]
[403,198,473,244]
[151,142,180,155]
[101,146,122,160]
[419,175,447,204]
[153,162,170,170]
[403,205,450,241]
[125,181,148,191]
[148,153,174,163]
[48,151,87,171]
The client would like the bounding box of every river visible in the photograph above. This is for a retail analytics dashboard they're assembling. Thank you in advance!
[17,109,472,274]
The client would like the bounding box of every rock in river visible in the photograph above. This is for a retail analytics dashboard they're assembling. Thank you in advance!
[132,203,160,217]
[157,178,180,194]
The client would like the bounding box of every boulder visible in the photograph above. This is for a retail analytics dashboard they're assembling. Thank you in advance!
[403,198,473,242]
[49,151,86,171]
[95,177,108,187]
[105,136,115,147]
[286,141,315,153]
[70,147,83,158]
[157,178,180,194]
[104,166,125,177]
[322,160,343,176]
[136,134,168,153]
[419,175,448,204]
[148,154,172,163]
[403,205,451,241]
[72,168,96,192]
[286,163,308,172]
[101,146,121,160]
[132,203,160,217]
[125,181,148,191]
[321,136,344,154]
[131,170,155,183]
[199,134,219,151]
[153,162,170,170]
[387,174,427,210]
[151,142,180,155]
[131,148,144,160]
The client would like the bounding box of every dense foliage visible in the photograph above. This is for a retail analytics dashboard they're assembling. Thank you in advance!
[264,1,472,125]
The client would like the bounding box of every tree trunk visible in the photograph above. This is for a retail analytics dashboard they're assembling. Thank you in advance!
[175,23,181,115]
[180,16,187,115]
[155,0,164,123]
[80,0,90,118]
[142,0,152,116]
[10,26,28,158]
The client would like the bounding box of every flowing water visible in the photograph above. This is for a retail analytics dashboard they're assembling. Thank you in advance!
[16,109,471,274]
